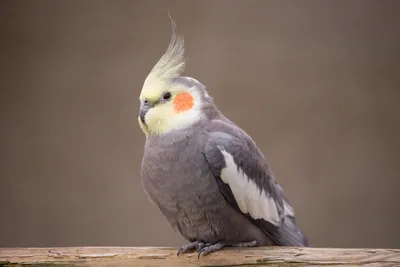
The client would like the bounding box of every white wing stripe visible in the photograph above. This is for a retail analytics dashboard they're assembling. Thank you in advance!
[218,148,280,226]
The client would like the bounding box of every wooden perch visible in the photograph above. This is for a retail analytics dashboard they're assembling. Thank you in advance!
[1,246,400,267]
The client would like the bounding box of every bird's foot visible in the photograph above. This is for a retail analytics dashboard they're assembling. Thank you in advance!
[197,242,225,259]
[231,240,260,247]
[197,240,259,258]
[177,241,207,256]
[178,240,260,258]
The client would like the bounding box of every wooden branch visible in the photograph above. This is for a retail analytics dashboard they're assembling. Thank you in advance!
[1,246,400,267]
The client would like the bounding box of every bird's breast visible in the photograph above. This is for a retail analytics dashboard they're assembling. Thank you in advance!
[140,134,207,203]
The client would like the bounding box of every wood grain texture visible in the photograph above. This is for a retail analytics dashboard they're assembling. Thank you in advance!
[1,246,400,267]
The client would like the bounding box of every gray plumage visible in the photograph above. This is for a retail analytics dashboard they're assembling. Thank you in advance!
[139,18,308,256]
[140,77,309,252]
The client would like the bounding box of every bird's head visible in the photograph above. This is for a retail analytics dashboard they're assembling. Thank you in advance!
[138,17,208,137]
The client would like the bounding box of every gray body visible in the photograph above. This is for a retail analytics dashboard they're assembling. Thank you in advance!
[142,117,272,245]
[140,77,308,247]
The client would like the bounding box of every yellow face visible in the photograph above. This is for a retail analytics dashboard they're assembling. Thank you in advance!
[138,83,201,136]
[139,16,195,136]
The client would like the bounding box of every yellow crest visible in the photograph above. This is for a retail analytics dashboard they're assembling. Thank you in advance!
[140,14,186,102]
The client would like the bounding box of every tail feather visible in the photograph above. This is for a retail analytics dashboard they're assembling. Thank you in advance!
[269,216,309,247]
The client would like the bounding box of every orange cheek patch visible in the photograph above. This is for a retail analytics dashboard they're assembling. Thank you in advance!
[173,93,194,113]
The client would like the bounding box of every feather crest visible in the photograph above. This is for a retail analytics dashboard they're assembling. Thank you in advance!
[142,14,186,96]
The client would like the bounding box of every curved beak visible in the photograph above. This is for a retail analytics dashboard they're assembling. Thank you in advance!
[139,106,149,126]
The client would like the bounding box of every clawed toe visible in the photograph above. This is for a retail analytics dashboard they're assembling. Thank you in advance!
[178,240,259,258]
[196,242,207,251]
[177,241,199,256]
[197,242,225,259]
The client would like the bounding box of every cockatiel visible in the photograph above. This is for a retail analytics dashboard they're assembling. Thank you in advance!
[138,18,309,258]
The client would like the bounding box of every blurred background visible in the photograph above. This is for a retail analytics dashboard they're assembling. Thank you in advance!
[1,0,399,249]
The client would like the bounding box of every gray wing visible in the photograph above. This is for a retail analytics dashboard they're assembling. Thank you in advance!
[204,121,309,247]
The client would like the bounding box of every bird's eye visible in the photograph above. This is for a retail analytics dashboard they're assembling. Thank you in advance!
[143,99,149,105]
[162,92,172,100]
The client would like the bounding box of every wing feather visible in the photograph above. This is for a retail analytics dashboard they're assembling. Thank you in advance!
[204,120,309,247]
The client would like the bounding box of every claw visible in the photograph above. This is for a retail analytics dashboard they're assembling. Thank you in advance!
[176,247,184,257]
[177,241,200,256]
[179,240,260,258]
[196,242,206,251]
[197,242,225,259]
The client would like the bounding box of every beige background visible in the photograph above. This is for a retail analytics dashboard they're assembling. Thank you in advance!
[1,0,399,249]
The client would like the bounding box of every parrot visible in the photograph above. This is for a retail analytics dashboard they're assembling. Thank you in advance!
[137,17,309,258]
